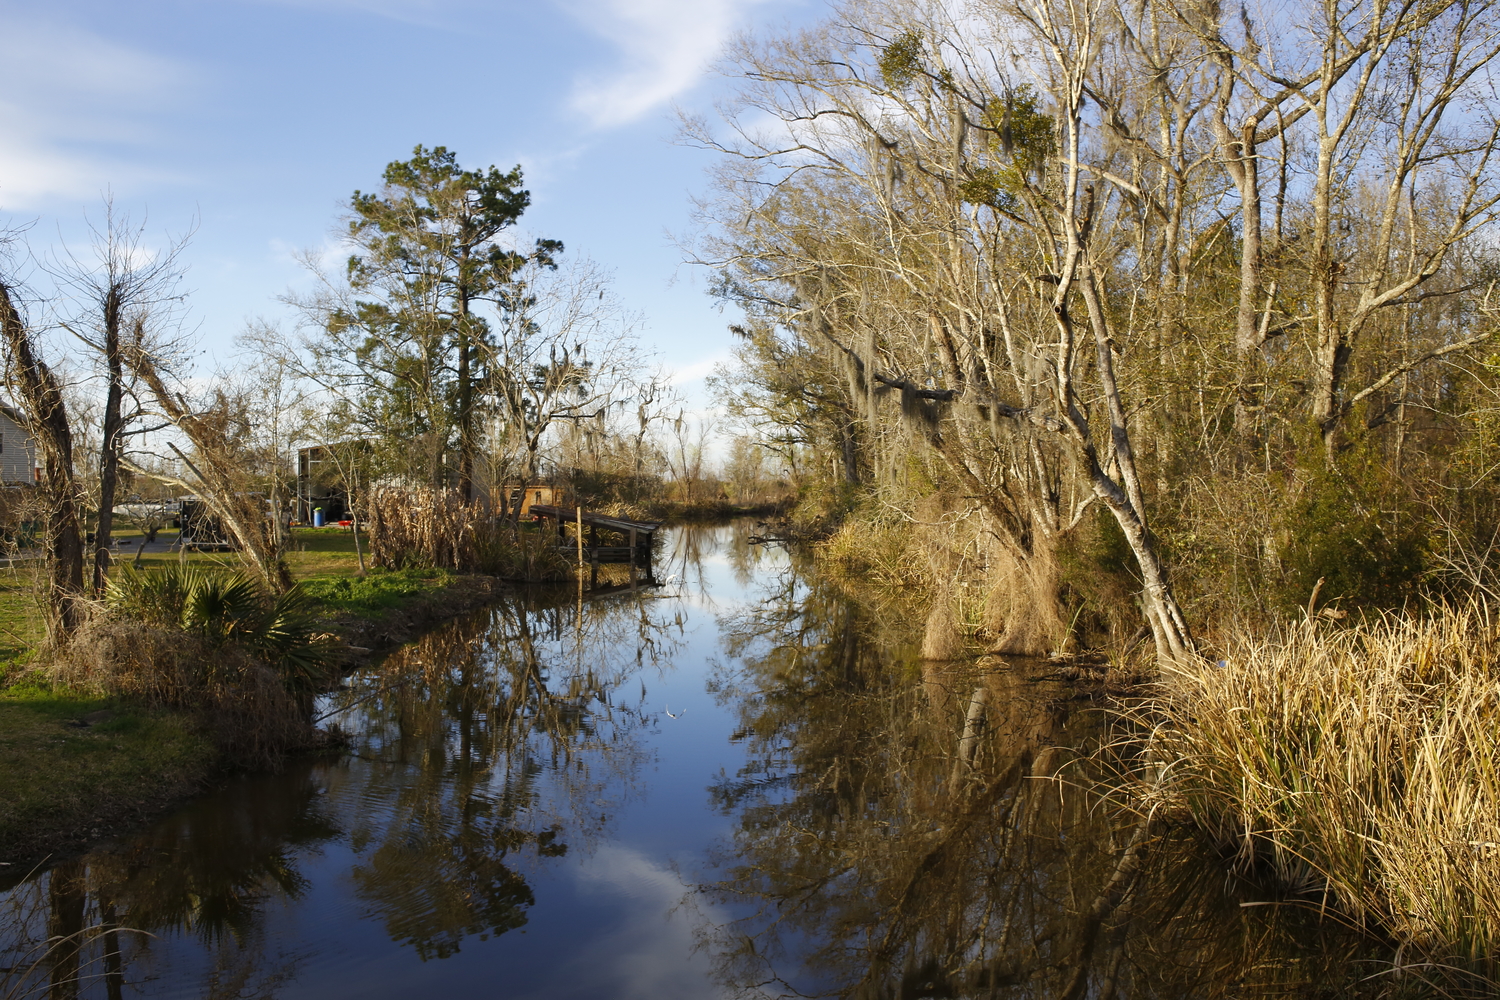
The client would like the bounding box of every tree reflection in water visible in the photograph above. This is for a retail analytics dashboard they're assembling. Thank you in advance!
[700,550,1421,999]
[336,584,678,960]
[0,582,680,997]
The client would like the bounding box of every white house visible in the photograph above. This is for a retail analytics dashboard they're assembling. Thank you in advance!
[0,404,40,485]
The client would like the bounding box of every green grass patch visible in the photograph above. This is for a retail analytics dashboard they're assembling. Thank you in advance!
[0,572,43,669]
[0,681,214,860]
[297,566,453,618]
[284,526,366,579]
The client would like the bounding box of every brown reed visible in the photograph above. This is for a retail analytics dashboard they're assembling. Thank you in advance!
[1137,603,1500,964]
[364,485,572,581]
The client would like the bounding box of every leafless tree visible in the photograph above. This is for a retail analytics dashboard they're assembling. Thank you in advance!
[483,255,650,496]
[50,202,190,595]
[123,347,294,593]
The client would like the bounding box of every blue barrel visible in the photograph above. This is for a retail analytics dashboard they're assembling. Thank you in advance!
[313,507,324,527]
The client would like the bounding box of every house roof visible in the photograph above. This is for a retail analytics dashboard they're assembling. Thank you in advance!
[0,402,28,429]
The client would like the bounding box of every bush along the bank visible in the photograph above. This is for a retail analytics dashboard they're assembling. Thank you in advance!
[51,566,341,768]
[1136,603,1500,968]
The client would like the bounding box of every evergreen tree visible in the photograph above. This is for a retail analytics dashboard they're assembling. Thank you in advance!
[317,145,560,494]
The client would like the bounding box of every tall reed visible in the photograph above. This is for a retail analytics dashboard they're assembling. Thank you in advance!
[364,486,571,580]
[1139,604,1500,963]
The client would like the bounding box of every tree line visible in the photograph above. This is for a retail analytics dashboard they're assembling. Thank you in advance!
[0,146,756,641]
[696,0,1500,659]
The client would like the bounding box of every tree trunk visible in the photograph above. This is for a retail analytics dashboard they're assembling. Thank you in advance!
[0,281,86,639]
[93,292,125,596]
[457,284,475,501]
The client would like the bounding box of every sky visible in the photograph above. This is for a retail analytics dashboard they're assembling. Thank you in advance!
[0,0,818,410]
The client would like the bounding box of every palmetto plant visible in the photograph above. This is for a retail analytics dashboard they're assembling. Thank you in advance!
[107,566,337,694]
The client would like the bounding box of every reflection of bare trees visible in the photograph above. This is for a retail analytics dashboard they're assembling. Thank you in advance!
[324,585,683,958]
[0,775,327,1000]
[703,563,1402,998]
[1,580,686,993]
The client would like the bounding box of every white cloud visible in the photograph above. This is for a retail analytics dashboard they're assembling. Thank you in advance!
[668,350,731,385]
[0,15,189,207]
[565,844,732,1000]
[562,0,772,128]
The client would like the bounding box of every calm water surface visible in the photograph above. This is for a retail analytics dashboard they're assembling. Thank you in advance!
[1,522,1396,998]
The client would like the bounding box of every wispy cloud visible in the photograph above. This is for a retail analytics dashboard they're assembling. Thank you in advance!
[563,0,774,128]
[0,14,189,207]
[668,350,730,385]
[565,844,731,1000]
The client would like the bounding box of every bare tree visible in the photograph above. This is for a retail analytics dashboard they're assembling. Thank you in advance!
[0,262,85,638]
[484,255,649,496]
[51,203,189,595]
[124,347,294,593]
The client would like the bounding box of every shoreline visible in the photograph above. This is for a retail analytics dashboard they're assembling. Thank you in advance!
[0,571,513,874]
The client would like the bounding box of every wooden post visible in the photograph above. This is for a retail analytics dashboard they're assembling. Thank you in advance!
[628,527,638,588]
[576,505,584,569]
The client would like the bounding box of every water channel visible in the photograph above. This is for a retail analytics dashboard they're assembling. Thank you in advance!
[1,521,1412,998]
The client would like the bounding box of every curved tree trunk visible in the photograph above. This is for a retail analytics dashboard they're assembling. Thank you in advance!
[0,280,86,639]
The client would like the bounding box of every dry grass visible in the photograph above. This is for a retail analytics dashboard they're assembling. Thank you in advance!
[818,502,1067,658]
[1138,603,1500,964]
[364,486,572,581]
[50,618,319,769]
[820,520,930,589]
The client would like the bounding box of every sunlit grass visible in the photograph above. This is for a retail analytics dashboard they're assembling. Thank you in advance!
[1139,604,1500,964]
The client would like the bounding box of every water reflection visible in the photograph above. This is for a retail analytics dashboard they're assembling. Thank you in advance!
[333,586,681,961]
[699,547,1429,999]
[0,581,683,998]
[0,522,1464,999]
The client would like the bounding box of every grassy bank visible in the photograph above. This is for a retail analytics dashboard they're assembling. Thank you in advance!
[0,682,213,864]
[1138,604,1500,970]
[0,526,468,865]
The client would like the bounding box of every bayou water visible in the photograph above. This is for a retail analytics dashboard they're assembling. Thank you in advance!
[0,522,1398,998]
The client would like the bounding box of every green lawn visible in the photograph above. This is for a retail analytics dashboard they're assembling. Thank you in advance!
[0,526,455,860]
[0,682,213,861]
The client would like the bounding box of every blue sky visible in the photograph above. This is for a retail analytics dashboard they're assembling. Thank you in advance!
[0,0,815,403]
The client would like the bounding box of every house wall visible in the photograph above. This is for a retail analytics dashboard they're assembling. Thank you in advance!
[0,413,37,484]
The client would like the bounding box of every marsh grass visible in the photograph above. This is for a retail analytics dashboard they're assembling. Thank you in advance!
[818,501,1068,657]
[1138,603,1500,966]
[364,486,572,581]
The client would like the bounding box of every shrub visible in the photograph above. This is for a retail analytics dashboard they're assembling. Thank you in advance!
[106,566,339,695]
[1275,468,1427,614]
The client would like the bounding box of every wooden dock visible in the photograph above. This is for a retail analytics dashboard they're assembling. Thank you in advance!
[527,504,659,567]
